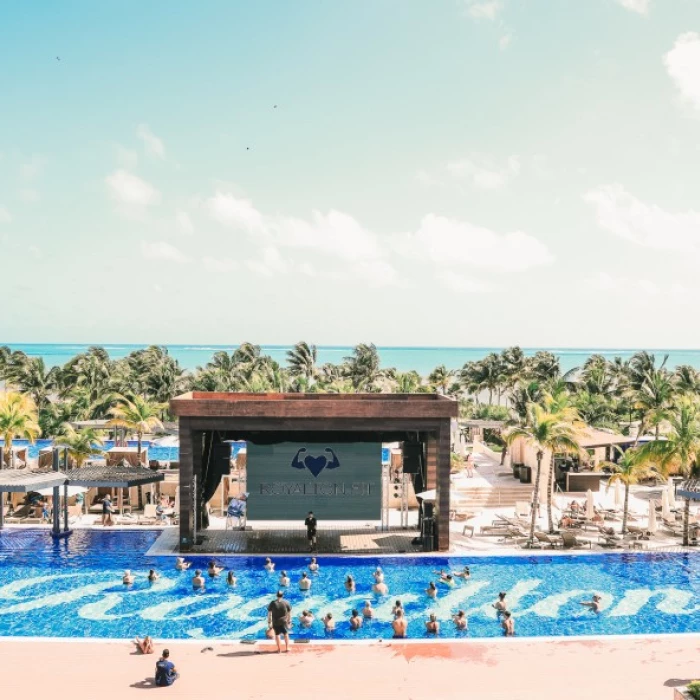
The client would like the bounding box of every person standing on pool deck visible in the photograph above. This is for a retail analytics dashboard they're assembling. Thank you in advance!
[305,511,318,552]
[102,494,113,527]
[267,591,292,653]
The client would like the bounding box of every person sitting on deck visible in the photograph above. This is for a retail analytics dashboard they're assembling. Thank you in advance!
[134,636,154,654]
[175,557,190,571]
[192,570,205,589]
[207,561,224,577]
[350,609,363,630]
[493,592,507,614]
[501,611,515,636]
[392,609,408,638]
[154,649,179,687]
[148,569,159,583]
[278,571,290,587]
[227,571,237,586]
[426,582,438,598]
[264,558,275,572]
[299,572,312,590]
[345,575,356,592]
[425,613,439,635]
[453,610,468,630]
[123,570,135,585]
[362,600,374,618]
[580,594,603,613]
[309,557,319,572]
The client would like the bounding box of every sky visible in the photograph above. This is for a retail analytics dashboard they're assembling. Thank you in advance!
[1,0,700,348]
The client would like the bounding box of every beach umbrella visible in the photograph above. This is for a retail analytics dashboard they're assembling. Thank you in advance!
[647,499,657,534]
[586,489,595,519]
[667,478,677,509]
[614,479,623,508]
[661,488,671,521]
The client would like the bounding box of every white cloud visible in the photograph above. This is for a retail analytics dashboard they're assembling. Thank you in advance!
[415,169,441,187]
[499,33,512,50]
[206,191,264,230]
[664,33,700,111]
[584,184,700,252]
[354,260,400,287]
[175,210,194,235]
[463,1,502,20]
[136,124,165,159]
[202,256,236,272]
[20,155,46,180]
[441,270,489,293]
[0,207,11,224]
[587,271,690,300]
[106,169,161,207]
[245,246,288,277]
[392,213,553,271]
[141,240,188,263]
[153,283,163,294]
[615,0,650,15]
[28,245,41,257]
[447,155,520,190]
[115,145,138,169]
[18,189,39,203]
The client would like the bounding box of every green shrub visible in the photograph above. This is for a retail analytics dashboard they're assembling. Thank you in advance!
[687,681,700,699]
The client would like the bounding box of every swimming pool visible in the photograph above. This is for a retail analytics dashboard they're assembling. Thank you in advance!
[2,529,700,641]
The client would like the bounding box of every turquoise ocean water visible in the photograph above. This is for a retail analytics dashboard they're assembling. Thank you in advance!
[2,344,700,375]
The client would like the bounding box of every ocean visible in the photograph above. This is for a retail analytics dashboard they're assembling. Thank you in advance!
[2,344,700,375]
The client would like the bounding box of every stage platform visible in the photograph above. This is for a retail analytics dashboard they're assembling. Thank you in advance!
[149,524,424,556]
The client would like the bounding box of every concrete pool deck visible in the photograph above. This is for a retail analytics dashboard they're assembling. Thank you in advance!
[1,636,697,699]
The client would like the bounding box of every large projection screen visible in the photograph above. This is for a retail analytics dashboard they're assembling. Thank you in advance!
[246,442,382,520]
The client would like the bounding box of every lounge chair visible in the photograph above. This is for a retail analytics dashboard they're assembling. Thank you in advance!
[560,531,593,549]
[138,504,158,525]
[534,531,562,548]
[514,501,531,519]
[598,534,623,548]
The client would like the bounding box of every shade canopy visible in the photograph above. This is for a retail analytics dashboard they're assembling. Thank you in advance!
[0,469,69,493]
[64,464,164,488]
[35,485,87,497]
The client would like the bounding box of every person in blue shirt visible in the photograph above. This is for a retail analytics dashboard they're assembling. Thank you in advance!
[154,649,179,687]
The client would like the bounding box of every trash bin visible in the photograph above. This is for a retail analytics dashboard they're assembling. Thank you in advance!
[519,465,532,484]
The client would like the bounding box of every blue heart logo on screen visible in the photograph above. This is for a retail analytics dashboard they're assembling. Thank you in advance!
[291,448,340,478]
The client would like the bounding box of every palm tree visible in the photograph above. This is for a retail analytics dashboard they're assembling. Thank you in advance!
[287,342,318,383]
[636,399,700,545]
[3,355,60,411]
[504,403,581,544]
[108,396,165,462]
[428,365,454,395]
[632,368,675,441]
[344,343,381,391]
[526,351,561,383]
[391,370,424,393]
[674,365,700,396]
[58,426,105,468]
[598,447,653,534]
[0,392,40,467]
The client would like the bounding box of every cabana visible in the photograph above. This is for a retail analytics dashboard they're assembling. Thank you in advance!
[0,468,69,529]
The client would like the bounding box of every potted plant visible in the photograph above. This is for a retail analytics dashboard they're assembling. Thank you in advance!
[676,681,700,699]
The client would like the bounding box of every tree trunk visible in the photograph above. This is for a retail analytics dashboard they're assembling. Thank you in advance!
[488,390,493,405]
[500,447,507,466]
[546,455,555,533]
[137,431,144,511]
[683,497,690,547]
[529,451,543,547]
[622,482,629,534]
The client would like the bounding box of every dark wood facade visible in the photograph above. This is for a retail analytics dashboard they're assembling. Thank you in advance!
[171,393,457,552]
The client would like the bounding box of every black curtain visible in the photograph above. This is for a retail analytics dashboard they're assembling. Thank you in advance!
[200,432,231,530]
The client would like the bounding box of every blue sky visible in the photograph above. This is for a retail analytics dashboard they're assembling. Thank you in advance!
[1,0,699,347]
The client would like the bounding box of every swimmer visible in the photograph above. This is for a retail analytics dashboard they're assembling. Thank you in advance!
[454,566,470,579]
[425,613,439,635]
[134,635,154,654]
[278,571,290,587]
[226,571,237,586]
[362,600,374,619]
[392,600,403,617]
[192,569,205,589]
[453,610,468,630]
[373,567,384,583]
[147,569,159,583]
[493,592,507,614]
[426,581,438,598]
[440,573,456,588]
[580,594,602,613]
[323,613,335,631]
[122,570,135,585]
[264,558,275,572]
[350,609,363,630]
[309,557,319,572]
[373,581,388,595]
[207,560,224,577]
[175,557,190,571]
[392,609,408,639]
[501,611,515,636]
[299,610,314,628]
[299,572,312,590]
[345,575,356,592]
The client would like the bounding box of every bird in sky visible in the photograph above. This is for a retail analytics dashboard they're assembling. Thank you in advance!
[56,56,61,61]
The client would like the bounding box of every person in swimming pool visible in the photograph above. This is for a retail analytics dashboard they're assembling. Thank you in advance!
[392,600,403,617]
[192,570,205,589]
[278,571,290,587]
[123,570,135,585]
[175,557,190,571]
[345,575,356,592]
[207,560,224,577]
[493,592,507,614]
[392,609,408,638]
[309,557,319,572]
[453,610,468,630]
[425,613,439,635]
[323,613,335,632]
[580,594,602,613]
[349,609,362,630]
[426,581,438,598]
[299,610,314,628]
[299,572,312,590]
[372,580,388,595]
[453,566,470,579]
[362,600,374,619]
[147,569,159,583]
[501,611,515,636]
[439,573,456,588]
[226,571,237,586]
[373,567,384,584]
[264,558,275,572]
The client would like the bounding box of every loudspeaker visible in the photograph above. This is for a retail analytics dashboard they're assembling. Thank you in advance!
[402,442,423,474]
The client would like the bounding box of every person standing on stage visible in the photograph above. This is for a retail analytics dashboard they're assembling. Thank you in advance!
[304,511,318,552]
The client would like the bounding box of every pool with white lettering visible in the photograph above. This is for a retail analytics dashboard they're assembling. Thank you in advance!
[1,530,700,641]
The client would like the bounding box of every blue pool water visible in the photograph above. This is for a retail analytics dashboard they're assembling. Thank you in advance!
[2,530,700,641]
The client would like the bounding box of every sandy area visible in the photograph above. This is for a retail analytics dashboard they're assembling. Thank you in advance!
[1,636,697,699]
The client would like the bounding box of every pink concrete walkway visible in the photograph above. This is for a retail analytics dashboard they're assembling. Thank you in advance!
[0,637,698,699]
